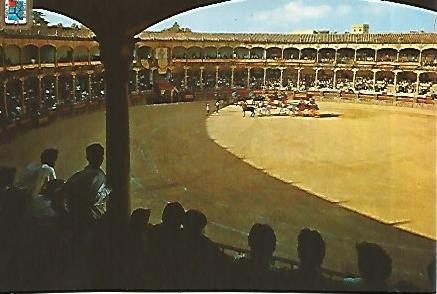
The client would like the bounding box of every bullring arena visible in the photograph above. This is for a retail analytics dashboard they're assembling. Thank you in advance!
[0,99,435,287]
[1,14,437,290]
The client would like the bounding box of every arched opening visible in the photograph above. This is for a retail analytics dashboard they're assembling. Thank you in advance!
[204,47,217,59]
[418,72,437,95]
[265,68,281,89]
[40,45,56,66]
[316,69,333,90]
[170,66,185,90]
[318,48,335,64]
[41,75,57,108]
[283,48,299,60]
[75,73,90,101]
[203,65,217,89]
[282,68,298,89]
[266,47,282,60]
[249,67,264,89]
[218,47,233,59]
[234,47,249,59]
[92,71,105,97]
[137,46,153,61]
[397,71,417,94]
[73,46,90,64]
[335,70,354,91]
[356,48,375,62]
[300,68,316,90]
[376,48,398,62]
[375,71,395,93]
[57,46,73,65]
[187,65,202,89]
[218,66,231,88]
[187,46,202,59]
[22,45,39,66]
[5,79,23,119]
[355,70,374,91]
[58,74,74,103]
[337,48,355,64]
[4,45,21,66]
[399,48,420,63]
[421,48,437,66]
[234,67,247,88]
[90,46,100,62]
[300,48,317,61]
[138,69,152,91]
[172,46,187,59]
[250,47,264,59]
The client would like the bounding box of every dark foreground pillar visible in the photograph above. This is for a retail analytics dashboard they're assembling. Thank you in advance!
[99,33,134,228]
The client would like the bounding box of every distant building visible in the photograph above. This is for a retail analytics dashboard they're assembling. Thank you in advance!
[351,24,369,34]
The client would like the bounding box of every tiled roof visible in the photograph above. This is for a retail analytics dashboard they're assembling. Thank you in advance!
[138,31,437,44]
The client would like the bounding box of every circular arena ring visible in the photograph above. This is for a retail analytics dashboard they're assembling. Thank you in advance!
[0,98,435,288]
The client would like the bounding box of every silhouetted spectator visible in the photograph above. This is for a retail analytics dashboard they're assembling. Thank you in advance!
[16,148,58,197]
[125,208,153,289]
[233,223,282,290]
[62,143,110,226]
[180,209,232,289]
[149,201,185,289]
[427,258,436,292]
[286,228,336,291]
[344,242,392,291]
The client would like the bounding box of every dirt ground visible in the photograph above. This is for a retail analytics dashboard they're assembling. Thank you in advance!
[0,101,435,288]
[207,102,437,239]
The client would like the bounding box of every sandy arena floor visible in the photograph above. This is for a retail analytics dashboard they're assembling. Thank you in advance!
[207,102,437,239]
[0,101,435,287]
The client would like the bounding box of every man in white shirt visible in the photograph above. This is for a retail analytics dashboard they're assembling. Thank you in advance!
[63,143,110,224]
[16,148,59,197]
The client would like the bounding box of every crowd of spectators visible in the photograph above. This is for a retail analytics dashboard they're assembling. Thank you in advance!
[0,144,436,291]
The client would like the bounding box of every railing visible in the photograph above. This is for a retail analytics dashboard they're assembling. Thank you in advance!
[216,242,355,281]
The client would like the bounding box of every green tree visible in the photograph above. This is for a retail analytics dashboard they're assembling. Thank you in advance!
[32,11,49,26]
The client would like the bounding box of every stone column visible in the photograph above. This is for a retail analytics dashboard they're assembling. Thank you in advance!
[135,70,139,92]
[396,51,400,62]
[334,49,338,63]
[247,67,251,89]
[333,70,337,89]
[374,49,378,62]
[316,49,319,63]
[2,81,7,117]
[419,50,422,65]
[54,74,59,103]
[231,66,235,88]
[352,69,357,89]
[184,66,189,88]
[99,33,134,227]
[415,71,421,95]
[393,70,399,94]
[71,73,76,102]
[315,68,319,86]
[87,71,93,99]
[354,49,357,63]
[37,75,43,103]
[297,68,301,89]
[373,70,377,91]
[263,68,267,87]
[215,66,219,89]
[19,78,25,113]
[280,68,284,87]
[200,66,204,90]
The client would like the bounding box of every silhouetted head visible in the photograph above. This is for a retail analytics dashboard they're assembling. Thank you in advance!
[356,242,392,283]
[0,166,16,189]
[40,148,59,168]
[86,143,104,168]
[130,208,151,233]
[427,257,436,289]
[184,209,207,235]
[297,228,326,269]
[41,179,65,200]
[161,201,185,228]
[248,223,276,258]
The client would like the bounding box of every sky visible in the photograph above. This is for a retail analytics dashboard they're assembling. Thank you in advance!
[37,0,437,33]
